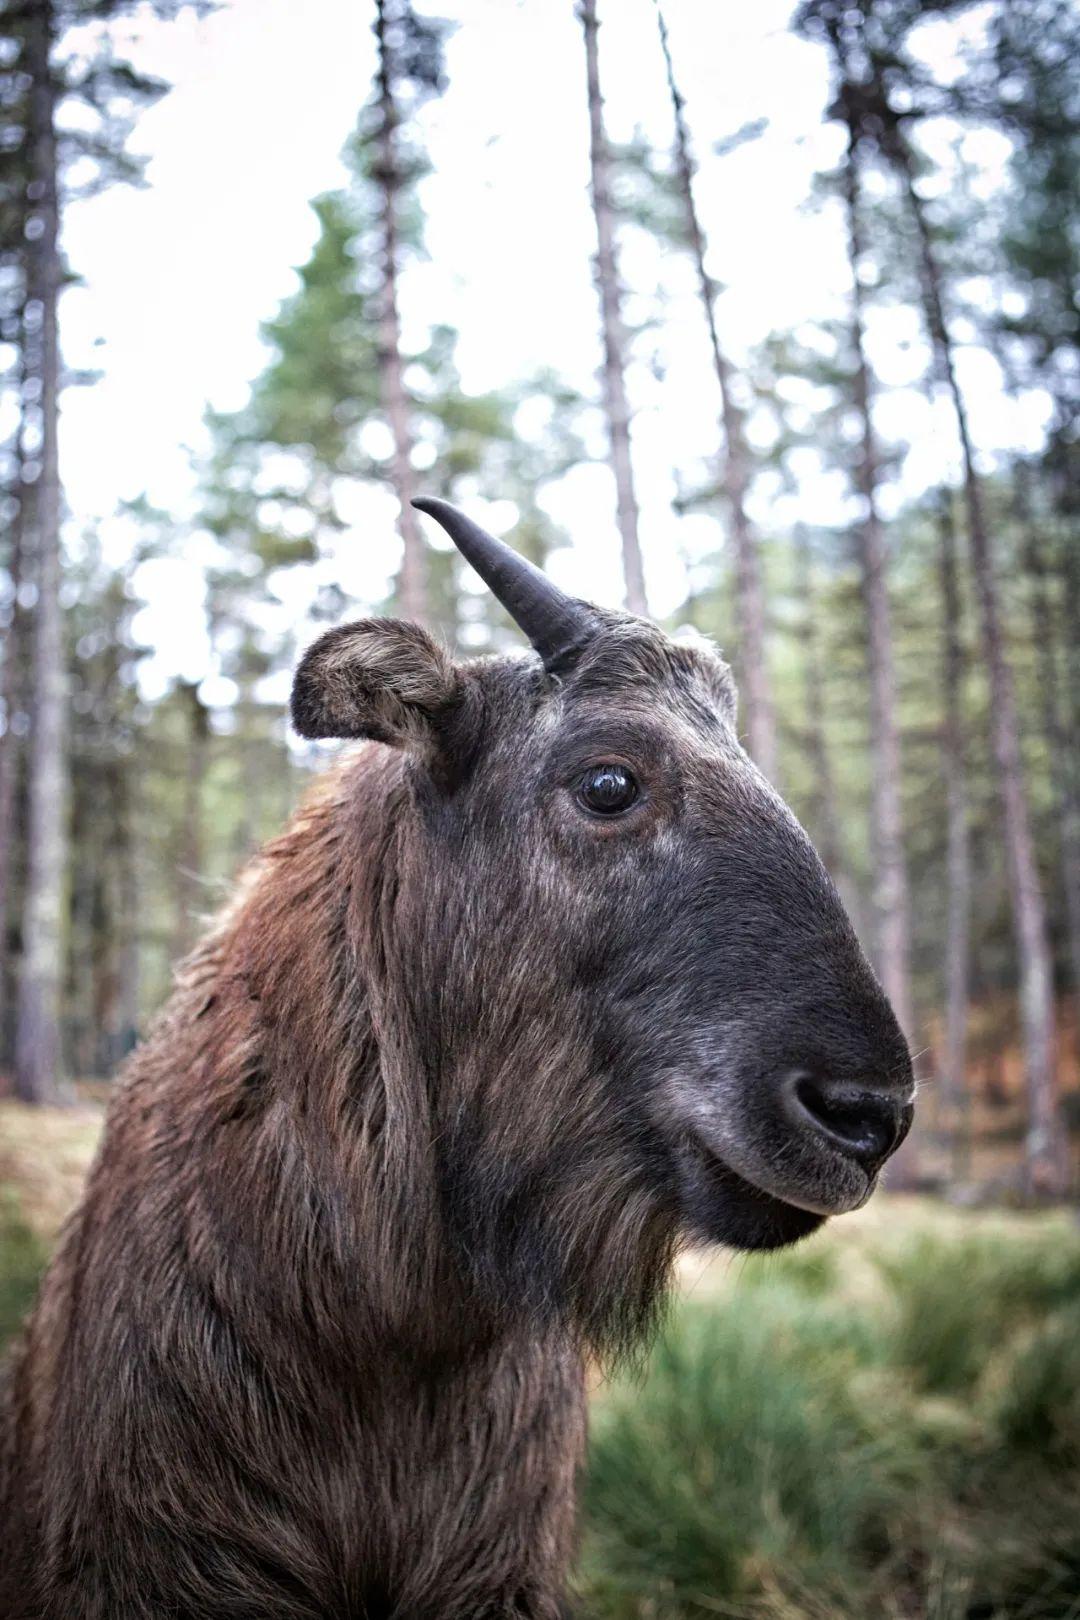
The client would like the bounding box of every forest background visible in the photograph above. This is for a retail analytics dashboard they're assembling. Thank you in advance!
[4,4,1080,1614]
[1,0,1079,1206]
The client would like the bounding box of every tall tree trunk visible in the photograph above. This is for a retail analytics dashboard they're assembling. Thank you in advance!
[14,0,66,1106]
[92,754,134,1076]
[174,681,209,962]
[116,753,140,1064]
[1058,441,1080,751]
[233,680,256,865]
[0,495,26,1069]
[937,487,971,1177]
[1013,462,1080,1047]
[66,764,95,1078]
[890,130,1068,1195]
[841,120,914,1050]
[579,0,648,617]
[1062,515,1080,1012]
[793,524,845,893]
[655,1,777,780]
[374,0,426,626]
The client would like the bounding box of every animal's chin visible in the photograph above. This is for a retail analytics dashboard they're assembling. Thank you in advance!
[675,1134,826,1253]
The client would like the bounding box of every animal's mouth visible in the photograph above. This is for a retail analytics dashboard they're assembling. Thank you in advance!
[675,1132,826,1253]
[706,1126,878,1220]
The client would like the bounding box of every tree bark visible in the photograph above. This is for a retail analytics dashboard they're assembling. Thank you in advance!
[14,0,67,1106]
[890,130,1068,1195]
[0,480,27,1067]
[579,0,648,617]
[115,748,140,1066]
[937,487,971,1176]
[841,120,914,1050]
[655,1,776,780]
[1014,461,1080,1048]
[174,681,209,962]
[793,524,845,893]
[373,0,427,626]
[95,753,138,1074]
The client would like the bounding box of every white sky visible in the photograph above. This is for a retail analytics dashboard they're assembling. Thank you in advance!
[52,0,1048,694]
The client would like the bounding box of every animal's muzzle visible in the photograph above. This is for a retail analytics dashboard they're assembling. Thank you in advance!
[779,1069,914,1176]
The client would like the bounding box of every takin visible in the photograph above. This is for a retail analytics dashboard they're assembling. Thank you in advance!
[0,498,913,1619]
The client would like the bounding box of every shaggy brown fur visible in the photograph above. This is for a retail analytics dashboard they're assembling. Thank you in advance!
[0,613,910,1618]
[1,754,586,1619]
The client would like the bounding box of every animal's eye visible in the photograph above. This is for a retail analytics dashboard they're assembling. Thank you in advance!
[576,764,639,816]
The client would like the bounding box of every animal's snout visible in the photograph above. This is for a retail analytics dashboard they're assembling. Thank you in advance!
[781,1069,913,1174]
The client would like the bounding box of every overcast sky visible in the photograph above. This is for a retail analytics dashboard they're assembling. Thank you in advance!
[52,0,1045,692]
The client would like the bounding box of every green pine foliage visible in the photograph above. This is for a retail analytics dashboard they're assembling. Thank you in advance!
[579,1217,1080,1620]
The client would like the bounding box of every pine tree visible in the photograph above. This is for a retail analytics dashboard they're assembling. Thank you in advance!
[750,9,916,1056]
[369,0,449,626]
[12,0,67,1101]
[64,533,144,1074]
[966,0,1080,1042]
[0,14,31,1038]
[3,0,198,1100]
[936,487,971,1168]
[192,120,583,686]
[836,89,913,1047]
[793,524,845,891]
[0,271,28,1066]
[578,0,647,616]
[1013,457,1080,1044]
[885,70,1066,1196]
[654,2,777,780]
[798,0,1069,1193]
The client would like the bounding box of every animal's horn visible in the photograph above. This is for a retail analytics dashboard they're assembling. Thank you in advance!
[412,496,595,674]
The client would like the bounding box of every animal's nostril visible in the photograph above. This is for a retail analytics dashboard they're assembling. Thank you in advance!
[787,1073,909,1171]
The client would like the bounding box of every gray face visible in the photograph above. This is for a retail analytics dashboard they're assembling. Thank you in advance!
[291,508,914,1343]
[423,620,912,1247]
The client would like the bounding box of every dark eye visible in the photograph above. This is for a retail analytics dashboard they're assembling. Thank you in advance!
[577,764,639,816]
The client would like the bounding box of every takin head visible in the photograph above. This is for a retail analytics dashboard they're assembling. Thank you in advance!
[291,498,914,1354]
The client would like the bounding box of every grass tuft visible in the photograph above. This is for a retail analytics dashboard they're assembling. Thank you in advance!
[579,1210,1080,1619]
[0,1190,47,1351]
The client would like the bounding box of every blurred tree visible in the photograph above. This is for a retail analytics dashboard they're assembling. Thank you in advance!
[1012,456,1080,1043]
[967,0,1080,1038]
[171,680,209,963]
[0,334,28,1067]
[192,113,586,676]
[843,134,912,1048]
[884,52,1066,1196]
[578,0,647,616]
[369,0,450,625]
[961,0,1080,465]
[11,0,67,1101]
[748,314,912,1012]
[654,2,777,782]
[0,12,31,1052]
[792,524,846,897]
[1,0,202,1100]
[830,54,913,1046]
[0,503,27,1066]
[936,487,971,1166]
[64,532,143,1075]
[797,0,1068,1194]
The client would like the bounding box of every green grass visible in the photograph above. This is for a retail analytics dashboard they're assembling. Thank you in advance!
[579,1221,1080,1620]
[0,1098,103,1355]
[0,1189,47,1351]
[879,1229,1080,1396]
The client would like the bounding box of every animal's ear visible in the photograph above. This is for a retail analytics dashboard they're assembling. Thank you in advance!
[290,619,461,750]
